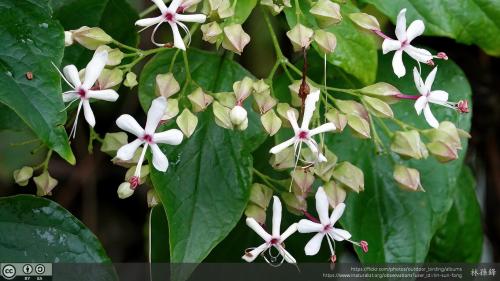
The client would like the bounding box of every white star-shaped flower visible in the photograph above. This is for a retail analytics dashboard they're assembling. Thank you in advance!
[269,89,335,162]
[382,8,433,78]
[413,67,449,128]
[116,96,183,185]
[297,187,352,257]
[136,0,207,50]
[59,50,119,138]
[243,196,298,264]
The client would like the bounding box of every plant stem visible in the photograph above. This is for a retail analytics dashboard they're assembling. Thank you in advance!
[33,149,53,171]
[112,39,141,53]
[252,168,285,193]
[139,0,171,17]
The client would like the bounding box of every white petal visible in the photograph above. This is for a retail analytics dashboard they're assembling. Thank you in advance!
[62,91,79,103]
[116,139,143,161]
[392,50,405,78]
[82,50,108,89]
[429,90,449,104]
[395,8,407,41]
[305,139,320,157]
[304,233,325,256]
[135,16,164,27]
[424,66,438,92]
[269,137,296,154]
[286,109,300,133]
[153,129,183,145]
[152,0,168,13]
[280,223,298,241]
[275,245,296,264]
[329,228,352,241]
[150,144,169,172]
[169,22,186,50]
[87,89,119,102]
[176,14,207,23]
[423,104,439,128]
[63,65,81,88]
[406,20,425,43]
[297,219,323,233]
[414,96,427,115]
[82,100,95,127]
[246,217,271,242]
[315,187,331,225]
[272,196,282,237]
[242,243,268,263]
[318,152,327,163]
[145,97,167,135]
[382,39,401,54]
[116,114,145,137]
[301,89,320,129]
[405,45,432,63]
[413,67,426,95]
[168,0,182,12]
[309,123,336,136]
[330,202,345,225]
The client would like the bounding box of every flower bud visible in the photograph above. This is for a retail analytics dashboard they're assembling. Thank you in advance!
[214,92,236,108]
[117,182,134,199]
[457,128,471,139]
[276,103,299,127]
[201,22,222,44]
[248,183,273,209]
[222,24,250,55]
[427,141,459,163]
[360,82,400,104]
[393,165,424,192]
[252,79,270,94]
[281,192,307,216]
[156,73,180,98]
[233,77,254,102]
[325,108,347,132]
[176,109,198,138]
[96,45,124,66]
[291,169,315,195]
[125,165,150,183]
[147,189,160,207]
[98,68,124,89]
[261,0,291,15]
[269,146,295,170]
[13,166,33,186]
[124,72,138,89]
[332,162,364,193]
[422,121,462,150]
[179,0,203,12]
[230,105,247,126]
[362,96,394,119]
[288,80,318,107]
[261,109,282,136]
[236,117,249,131]
[286,24,314,51]
[244,204,267,224]
[336,100,369,119]
[323,181,346,207]
[161,98,179,121]
[112,147,143,168]
[349,12,380,30]
[314,149,338,182]
[208,0,234,19]
[213,101,233,129]
[33,171,58,197]
[101,132,128,156]
[347,114,371,139]
[188,88,214,112]
[70,26,113,50]
[390,130,428,159]
[310,0,342,28]
[64,31,73,46]
[253,91,277,114]
[313,30,337,54]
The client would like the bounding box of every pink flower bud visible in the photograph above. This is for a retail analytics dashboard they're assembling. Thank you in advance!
[437,52,448,60]
[426,60,435,67]
[360,240,369,253]
[457,100,469,113]
[129,176,140,189]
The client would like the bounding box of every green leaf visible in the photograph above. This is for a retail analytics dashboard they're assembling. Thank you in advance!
[139,49,266,266]
[284,2,378,84]
[150,205,170,263]
[362,0,500,56]
[230,0,258,24]
[51,0,139,66]
[0,0,75,164]
[427,167,483,262]
[0,195,111,262]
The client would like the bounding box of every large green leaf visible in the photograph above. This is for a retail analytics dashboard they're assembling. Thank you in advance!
[230,0,258,24]
[284,2,378,85]
[361,0,500,56]
[0,0,75,164]
[50,0,139,66]
[331,53,472,262]
[427,167,483,262]
[139,49,266,266]
[0,195,110,262]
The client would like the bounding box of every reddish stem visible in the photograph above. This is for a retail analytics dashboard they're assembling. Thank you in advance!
[372,29,391,40]
[302,210,320,223]
[395,93,420,100]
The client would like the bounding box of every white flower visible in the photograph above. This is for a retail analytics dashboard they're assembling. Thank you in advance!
[269,90,335,162]
[382,9,433,78]
[135,0,207,50]
[243,196,298,264]
[297,187,352,257]
[116,96,183,186]
[58,50,119,138]
[413,67,449,128]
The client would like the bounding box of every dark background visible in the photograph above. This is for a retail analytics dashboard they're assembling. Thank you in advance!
[0,1,498,263]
